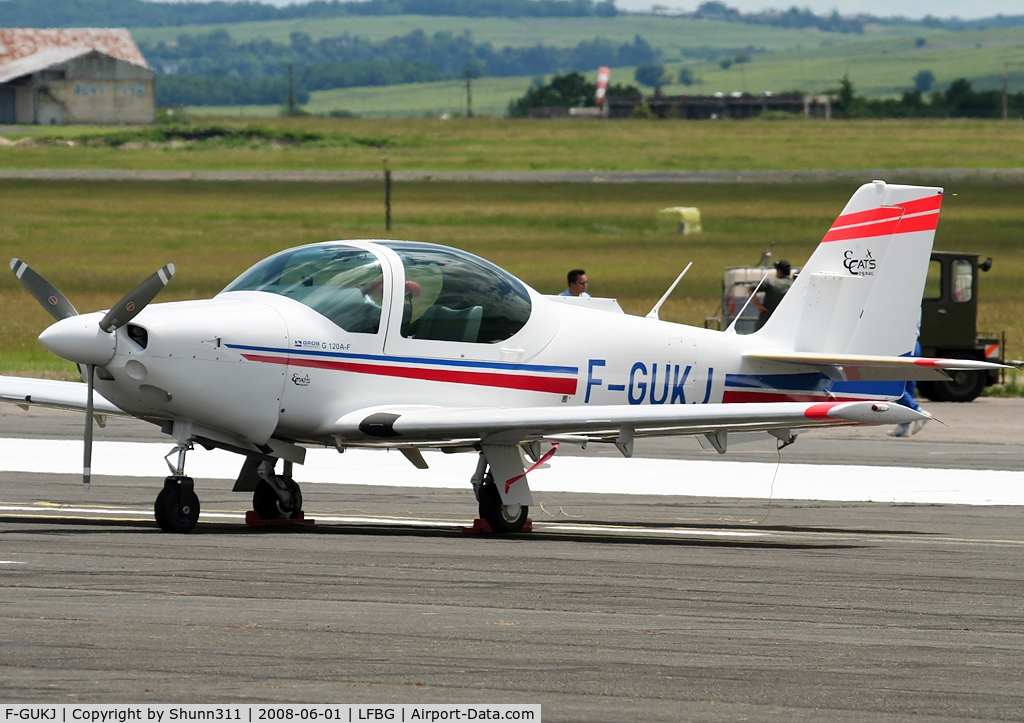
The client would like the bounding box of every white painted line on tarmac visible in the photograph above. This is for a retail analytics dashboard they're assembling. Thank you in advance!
[549,525,767,537]
[1,437,1022,506]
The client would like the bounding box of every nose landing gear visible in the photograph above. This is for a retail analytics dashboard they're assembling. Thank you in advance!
[155,442,200,533]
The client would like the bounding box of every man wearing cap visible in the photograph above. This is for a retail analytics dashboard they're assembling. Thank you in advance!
[752,259,793,330]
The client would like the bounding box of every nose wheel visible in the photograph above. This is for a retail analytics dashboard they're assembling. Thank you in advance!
[154,476,200,533]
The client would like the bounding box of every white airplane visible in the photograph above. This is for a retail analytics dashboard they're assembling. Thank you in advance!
[1,181,1003,534]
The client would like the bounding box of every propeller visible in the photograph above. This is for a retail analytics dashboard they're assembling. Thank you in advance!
[10,258,78,321]
[10,259,175,490]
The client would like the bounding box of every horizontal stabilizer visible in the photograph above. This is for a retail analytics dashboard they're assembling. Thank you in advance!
[745,351,1006,382]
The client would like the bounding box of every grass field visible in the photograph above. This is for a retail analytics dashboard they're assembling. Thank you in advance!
[130,19,1024,117]
[4,118,1024,172]
[1,180,1021,377]
[129,14,927,54]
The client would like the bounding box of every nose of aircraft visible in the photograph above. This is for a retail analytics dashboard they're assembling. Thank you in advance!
[38,312,116,366]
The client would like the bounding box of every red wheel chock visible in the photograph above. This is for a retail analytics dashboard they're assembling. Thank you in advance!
[462,518,533,534]
[245,510,315,527]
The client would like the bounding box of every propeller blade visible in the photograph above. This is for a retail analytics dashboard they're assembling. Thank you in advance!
[10,258,78,321]
[98,264,175,332]
[84,363,94,491]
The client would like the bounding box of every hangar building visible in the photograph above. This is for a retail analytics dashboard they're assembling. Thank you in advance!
[0,28,155,125]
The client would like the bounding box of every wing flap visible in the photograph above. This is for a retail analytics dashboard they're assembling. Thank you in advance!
[745,351,1005,382]
[0,375,125,415]
[332,400,928,446]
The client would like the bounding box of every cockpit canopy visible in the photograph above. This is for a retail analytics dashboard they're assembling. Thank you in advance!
[221,241,533,343]
[222,245,385,334]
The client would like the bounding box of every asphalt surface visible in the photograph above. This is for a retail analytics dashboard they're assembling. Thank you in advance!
[1,401,1023,720]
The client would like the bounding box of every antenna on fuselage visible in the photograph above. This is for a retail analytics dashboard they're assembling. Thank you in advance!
[724,270,770,335]
[646,262,692,321]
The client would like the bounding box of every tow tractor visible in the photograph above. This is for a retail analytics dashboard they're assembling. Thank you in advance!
[917,251,1005,402]
[707,250,1007,402]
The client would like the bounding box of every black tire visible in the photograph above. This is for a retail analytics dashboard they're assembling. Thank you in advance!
[154,480,200,533]
[928,369,988,403]
[478,475,528,534]
[916,380,947,403]
[252,478,302,520]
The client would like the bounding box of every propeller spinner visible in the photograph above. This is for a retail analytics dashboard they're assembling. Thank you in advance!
[10,259,175,489]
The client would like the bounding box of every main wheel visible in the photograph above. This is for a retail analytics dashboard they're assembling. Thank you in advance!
[252,477,302,520]
[478,475,528,534]
[154,479,200,533]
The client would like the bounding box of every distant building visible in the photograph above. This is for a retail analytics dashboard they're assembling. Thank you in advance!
[530,93,834,120]
[0,28,155,125]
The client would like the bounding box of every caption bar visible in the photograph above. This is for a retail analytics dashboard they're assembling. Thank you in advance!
[2,707,540,723]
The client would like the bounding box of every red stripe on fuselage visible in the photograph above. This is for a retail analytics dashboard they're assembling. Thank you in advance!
[242,353,578,395]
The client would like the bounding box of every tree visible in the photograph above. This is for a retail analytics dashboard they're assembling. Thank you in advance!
[634,62,666,89]
[507,72,639,117]
[678,67,695,86]
[914,70,935,92]
[832,73,864,117]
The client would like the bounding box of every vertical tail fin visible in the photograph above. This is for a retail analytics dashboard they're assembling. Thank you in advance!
[757,181,943,357]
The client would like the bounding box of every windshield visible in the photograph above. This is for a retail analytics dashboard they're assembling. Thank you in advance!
[382,242,532,344]
[222,245,384,334]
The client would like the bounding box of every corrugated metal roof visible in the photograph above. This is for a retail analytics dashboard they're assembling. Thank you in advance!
[0,28,149,70]
[0,46,98,84]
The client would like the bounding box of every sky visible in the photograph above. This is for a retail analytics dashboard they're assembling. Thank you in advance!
[616,0,1024,17]
[245,0,1024,20]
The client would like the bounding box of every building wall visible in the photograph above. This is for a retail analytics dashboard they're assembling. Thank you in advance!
[13,81,33,124]
[3,51,155,125]
[55,53,155,124]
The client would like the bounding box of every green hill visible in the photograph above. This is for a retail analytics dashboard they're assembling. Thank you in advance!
[132,14,924,55]
[130,13,1024,116]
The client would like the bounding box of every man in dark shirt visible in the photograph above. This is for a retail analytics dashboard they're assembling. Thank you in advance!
[753,259,793,330]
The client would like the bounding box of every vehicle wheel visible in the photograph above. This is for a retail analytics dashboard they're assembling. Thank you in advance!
[916,380,947,403]
[930,369,988,403]
[478,474,528,534]
[252,477,302,520]
[154,479,200,533]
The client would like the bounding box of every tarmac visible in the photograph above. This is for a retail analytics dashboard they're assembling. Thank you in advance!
[1,400,1023,721]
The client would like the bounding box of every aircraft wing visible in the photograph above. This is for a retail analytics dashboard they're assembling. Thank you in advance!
[0,375,126,416]
[333,400,929,448]
[744,351,1005,382]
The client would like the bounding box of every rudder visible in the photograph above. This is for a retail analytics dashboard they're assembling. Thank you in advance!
[757,180,943,357]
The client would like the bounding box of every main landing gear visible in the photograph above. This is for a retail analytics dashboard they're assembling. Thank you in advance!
[470,448,531,534]
[250,459,304,522]
[476,472,529,533]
